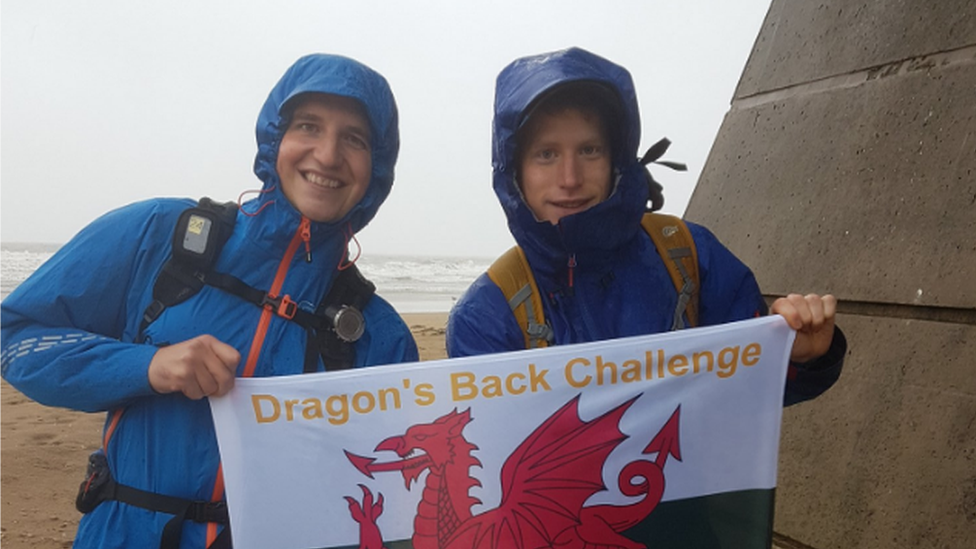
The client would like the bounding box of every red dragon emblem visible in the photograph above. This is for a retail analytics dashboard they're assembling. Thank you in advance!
[344,396,681,549]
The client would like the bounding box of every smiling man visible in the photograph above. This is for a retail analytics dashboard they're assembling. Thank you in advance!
[1,54,418,548]
[276,94,373,223]
[447,47,846,404]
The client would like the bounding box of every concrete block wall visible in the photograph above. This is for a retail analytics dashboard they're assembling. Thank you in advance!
[685,1,976,547]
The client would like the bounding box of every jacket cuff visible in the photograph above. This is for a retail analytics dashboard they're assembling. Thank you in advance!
[783,327,847,406]
[791,326,847,372]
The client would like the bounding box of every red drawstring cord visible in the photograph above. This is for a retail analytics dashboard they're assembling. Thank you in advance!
[83,471,97,494]
[238,186,276,217]
[337,222,361,271]
[300,218,311,263]
[567,254,577,288]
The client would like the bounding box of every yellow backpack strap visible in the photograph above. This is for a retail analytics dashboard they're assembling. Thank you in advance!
[487,246,552,349]
[641,213,700,329]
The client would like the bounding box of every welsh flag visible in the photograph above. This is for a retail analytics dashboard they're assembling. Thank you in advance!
[211,316,794,549]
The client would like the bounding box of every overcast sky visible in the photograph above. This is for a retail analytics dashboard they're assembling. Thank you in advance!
[2,0,771,258]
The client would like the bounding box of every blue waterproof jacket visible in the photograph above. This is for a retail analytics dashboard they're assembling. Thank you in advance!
[446,48,843,404]
[1,54,418,548]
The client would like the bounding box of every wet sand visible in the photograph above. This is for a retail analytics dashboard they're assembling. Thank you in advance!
[0,312,448,549]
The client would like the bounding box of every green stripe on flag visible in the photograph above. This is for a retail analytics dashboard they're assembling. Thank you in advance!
[625,488,776,548]
[326,489,775,549]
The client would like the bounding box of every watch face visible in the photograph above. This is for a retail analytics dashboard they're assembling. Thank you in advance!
[332,306,365,342]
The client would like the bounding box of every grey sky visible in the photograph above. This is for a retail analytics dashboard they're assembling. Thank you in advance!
[1,0,771,258]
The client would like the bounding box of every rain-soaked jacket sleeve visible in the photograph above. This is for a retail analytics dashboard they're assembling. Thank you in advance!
[783,328,846,405]
[446,274,526,358]
[1,201,183,412]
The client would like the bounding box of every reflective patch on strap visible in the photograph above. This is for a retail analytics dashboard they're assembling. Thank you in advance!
[526,321,554,348]
[507,284,552,348]
[508,284,533,311]
[667,247,697,331]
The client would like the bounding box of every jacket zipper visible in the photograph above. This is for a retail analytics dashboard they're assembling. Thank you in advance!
[567,253,577,290]
[564,251,601,341]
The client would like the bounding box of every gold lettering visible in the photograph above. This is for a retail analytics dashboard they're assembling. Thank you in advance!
[742,343,761,366]
[565,358,591,388]
[451,372,477,401]
[378,388,401,411]
[529,363,551,392]
[482,375,504,398]
[595,356,617,386]
[326,394,349,425]
[252,394,280,424]
[352,391,376,414]
[506,372,527,395]
[717,346,740,378]
[414,383,435,406]
[668,354,689,376]
[284,399,299,421]
[692,351,714,374]
[621,359,642,383]
[301,398,324,420]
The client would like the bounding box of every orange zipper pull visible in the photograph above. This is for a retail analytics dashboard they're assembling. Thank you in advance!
[300,217,311,263]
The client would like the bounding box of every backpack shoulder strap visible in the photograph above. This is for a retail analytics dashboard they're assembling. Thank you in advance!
[305,263,376,372]
[140,198,237,336]
[487,246,552,349]
[641,213,700,329]
[485,215,700,347]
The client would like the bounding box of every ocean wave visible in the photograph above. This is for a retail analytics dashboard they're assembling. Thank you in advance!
[357,256,490,295]
[1,250,58,299]
[1,249,489,307]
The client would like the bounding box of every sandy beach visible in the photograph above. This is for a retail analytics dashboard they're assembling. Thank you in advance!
[0,312,449,549]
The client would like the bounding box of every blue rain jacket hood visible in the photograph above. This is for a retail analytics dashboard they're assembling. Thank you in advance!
[252,53,399,237]
[492,47,648,276]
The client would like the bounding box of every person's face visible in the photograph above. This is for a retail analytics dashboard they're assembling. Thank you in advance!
[518,108,612,225]
[276,94,372,223]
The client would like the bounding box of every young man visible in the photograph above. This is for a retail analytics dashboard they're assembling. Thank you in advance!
[1,54,418,548]
[447,47,845,403]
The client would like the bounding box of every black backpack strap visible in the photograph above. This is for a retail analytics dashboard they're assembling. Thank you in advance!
[140,198,376,374]
[76,451,229,549]
[140,198,238,335]
[305,264,376,373]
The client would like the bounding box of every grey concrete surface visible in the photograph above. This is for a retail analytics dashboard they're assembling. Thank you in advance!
[685,1,976,547]
[690,61,976,308]
[776,315,975,548]
[737,0,976,97]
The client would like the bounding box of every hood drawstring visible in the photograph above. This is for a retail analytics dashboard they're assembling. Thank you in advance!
[238,186,276,217]
[300,217,312,263]
[337,222,362,271]
[639,138,687,213]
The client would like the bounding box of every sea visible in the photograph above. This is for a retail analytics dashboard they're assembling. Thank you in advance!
[0,243,493,314]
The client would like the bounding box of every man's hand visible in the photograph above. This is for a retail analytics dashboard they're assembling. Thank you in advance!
[771,294,837,364]
[148,335,241,399]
